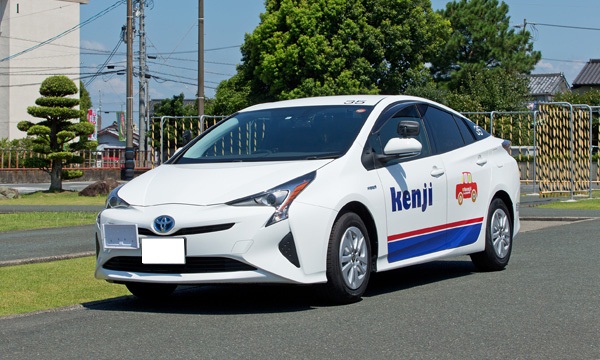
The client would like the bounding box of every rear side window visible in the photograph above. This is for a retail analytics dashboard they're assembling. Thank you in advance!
[453,115,476,145]
[419,105,464,154]
[465,118,491,141]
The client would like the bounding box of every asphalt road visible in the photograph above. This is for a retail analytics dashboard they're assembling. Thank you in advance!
[0,225,95,264]
[0,217,598,359]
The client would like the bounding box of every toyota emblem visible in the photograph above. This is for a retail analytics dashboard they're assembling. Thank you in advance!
[153,215,175,234]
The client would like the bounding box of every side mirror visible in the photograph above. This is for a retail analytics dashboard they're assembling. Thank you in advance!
[377,138,422,163]
[397,120,420,137]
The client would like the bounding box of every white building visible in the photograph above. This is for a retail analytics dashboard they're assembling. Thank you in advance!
[0,0,88,140]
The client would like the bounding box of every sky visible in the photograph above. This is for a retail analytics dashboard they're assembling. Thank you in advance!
[80,0,600,119]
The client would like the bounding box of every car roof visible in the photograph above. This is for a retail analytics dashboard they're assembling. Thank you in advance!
[239,95,432,112]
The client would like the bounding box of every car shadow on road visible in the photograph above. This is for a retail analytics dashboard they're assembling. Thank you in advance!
[83,259,476,315]
[365,258,476,298]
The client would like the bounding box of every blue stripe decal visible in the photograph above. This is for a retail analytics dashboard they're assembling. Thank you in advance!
[388,223,482,263]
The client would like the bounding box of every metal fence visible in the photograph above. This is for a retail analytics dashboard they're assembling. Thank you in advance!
[0,148,152,170]
[3,104,599,199]
[462,103,600,198]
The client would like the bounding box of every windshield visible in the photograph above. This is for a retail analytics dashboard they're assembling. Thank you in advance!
[176,105,373,163]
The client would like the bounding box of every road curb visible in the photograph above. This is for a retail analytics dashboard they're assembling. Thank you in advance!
[0,252,95,267]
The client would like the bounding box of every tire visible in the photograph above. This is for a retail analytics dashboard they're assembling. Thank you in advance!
[458,192,464,205]
[470,198,512,271]
[125,282,177,299]
[471,189,477,202]
[323,212,371,304]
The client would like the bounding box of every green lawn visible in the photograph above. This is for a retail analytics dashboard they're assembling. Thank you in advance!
[0,212,98,232]
[0,256,130,317]
[0,191,104,231]
[0,190,106,206]
[537,198,600,210]
[0,191,120,317]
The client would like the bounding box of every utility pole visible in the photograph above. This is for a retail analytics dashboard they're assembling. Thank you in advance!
[198,0,204,118]
[124,0,135,180]
[98,90,103,132]
[138,0,147,166]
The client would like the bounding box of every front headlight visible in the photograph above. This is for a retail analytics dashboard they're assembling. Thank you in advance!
[228,172,316,226]
[105,184,130,209]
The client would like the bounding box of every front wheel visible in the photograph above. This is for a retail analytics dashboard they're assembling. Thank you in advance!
[323,212,371,304]
[470,198,512,271]
[125,282,177,300]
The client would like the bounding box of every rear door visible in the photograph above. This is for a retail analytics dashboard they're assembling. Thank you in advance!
[419,106,491,249]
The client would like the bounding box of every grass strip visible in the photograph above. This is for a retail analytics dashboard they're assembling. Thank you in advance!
[0,191,105,206]
[0,212,97,232]
[0,256,129,317]
[537,198,600,210]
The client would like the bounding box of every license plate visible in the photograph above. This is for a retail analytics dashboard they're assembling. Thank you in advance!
[103,224,139,249]
[142,237,186,264]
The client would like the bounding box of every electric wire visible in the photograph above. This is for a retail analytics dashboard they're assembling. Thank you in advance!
[0,0,125,63]
[85,38,124,87]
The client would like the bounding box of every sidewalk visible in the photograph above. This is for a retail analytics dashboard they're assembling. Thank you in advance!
[0,181,97,195]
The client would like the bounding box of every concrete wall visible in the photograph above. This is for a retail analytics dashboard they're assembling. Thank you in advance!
[0,0,84,140]
[0,168,122,183]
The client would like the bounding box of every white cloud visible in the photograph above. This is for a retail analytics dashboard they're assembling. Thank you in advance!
[81,40,108,52]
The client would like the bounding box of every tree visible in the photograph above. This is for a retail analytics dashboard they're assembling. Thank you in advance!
[17,76,97,192]
[79,81,93,122]
[214,0,450,111]
[554,89,600,106]
[431,0,540,85]
[452,66,530,111]
[150,93,196,154]
[406,67,529,112]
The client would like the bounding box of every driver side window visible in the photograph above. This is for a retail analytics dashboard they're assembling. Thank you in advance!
[370,105,431,162]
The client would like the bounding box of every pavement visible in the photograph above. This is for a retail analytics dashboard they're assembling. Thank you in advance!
[0,181,102,195]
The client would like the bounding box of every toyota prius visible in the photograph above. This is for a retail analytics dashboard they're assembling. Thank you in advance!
[95,95,520,303]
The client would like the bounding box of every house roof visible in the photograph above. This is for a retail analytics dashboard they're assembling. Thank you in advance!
[527,73,569,96]
[97,122,139,148]
[572,59,600,87]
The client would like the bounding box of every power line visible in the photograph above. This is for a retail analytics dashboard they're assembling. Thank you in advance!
[542,58,588,64]
[0,0,125,63]
[2,3,77,21]
[530,22,600,31]
[0,35,108,53]
[85,38,124,87]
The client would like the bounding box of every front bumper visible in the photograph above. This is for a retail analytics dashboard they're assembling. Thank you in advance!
[95,203,330,285]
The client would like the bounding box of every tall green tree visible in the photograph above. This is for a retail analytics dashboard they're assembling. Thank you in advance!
[17,76,97,192]
[431,0,540,86]
[214,0,450,114]
[406,67,529,112]
[151,93,196,152]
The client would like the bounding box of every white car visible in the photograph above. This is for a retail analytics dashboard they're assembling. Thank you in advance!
[95,95,520,303]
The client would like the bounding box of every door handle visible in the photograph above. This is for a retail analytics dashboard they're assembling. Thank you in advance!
[476,156,488,166]
[430,167,445,178]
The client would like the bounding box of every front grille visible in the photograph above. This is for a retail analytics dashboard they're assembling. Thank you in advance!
[138,223,234,237]
[103,256,256,274]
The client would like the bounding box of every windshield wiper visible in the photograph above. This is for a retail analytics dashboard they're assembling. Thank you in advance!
[305,154,339,160]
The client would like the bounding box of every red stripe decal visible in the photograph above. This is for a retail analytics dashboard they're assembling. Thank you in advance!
[388,217,484,242]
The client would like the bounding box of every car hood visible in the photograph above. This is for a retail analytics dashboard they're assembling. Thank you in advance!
[118,160,332,206]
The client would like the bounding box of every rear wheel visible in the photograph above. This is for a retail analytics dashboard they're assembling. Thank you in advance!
[125,282,177,299]
[323,212,371,304]
[470,198,512,271]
